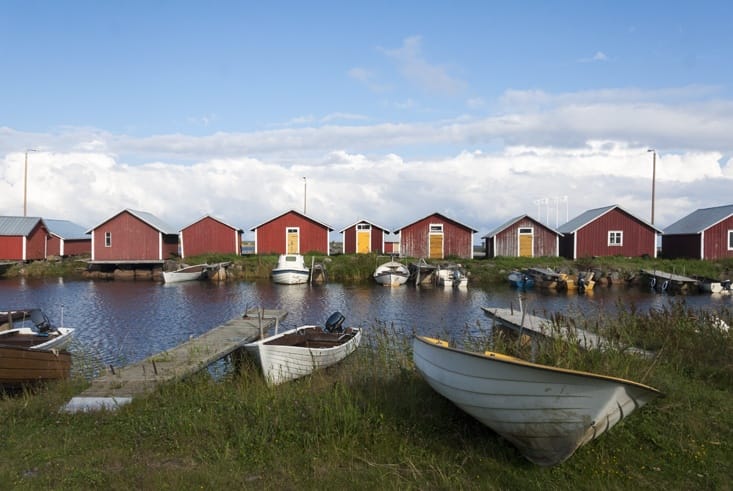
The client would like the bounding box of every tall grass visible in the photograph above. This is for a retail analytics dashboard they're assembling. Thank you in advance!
[1,304,731,489]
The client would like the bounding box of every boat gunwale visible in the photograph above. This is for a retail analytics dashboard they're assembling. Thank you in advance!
[414,335,662,395]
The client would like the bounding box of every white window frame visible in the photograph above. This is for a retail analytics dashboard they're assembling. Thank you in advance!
[357,223,371,231]
[429,223,443,233]
[728,230,733,250]
[105,231,112,248]
[608,230,623,246]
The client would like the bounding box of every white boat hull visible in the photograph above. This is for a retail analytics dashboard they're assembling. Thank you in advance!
[271,254,310,284]
[245,326,362,385]
[162,270,204,283]
[0,326,74,351]
[271,270,310,285]
[413,336,661,466]
[373,261,409,286]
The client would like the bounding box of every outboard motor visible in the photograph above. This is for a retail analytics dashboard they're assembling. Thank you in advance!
[324,311,345,333]
[30,309,52,334]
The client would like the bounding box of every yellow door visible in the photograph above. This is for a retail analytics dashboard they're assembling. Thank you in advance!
[357,231,370,253]
[519,233,533,257]
[286,229,299,254]
[429,234,443,259]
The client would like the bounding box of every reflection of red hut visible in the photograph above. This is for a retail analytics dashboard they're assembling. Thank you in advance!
[251,210,333,255]
[87,209,179,262]
[339,219,390,254]
[394,212,477,259]
[482,214,561,258]
[180,215,243,258]
[0,216,49,260]
[45,219,91,257]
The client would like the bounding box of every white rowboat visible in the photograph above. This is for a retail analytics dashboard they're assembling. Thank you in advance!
[244,313,361,385]
[413,335,661,466]
[373,260,410,286]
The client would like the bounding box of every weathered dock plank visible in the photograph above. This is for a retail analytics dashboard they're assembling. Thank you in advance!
[64,309,286,412]
[482,306,652,358]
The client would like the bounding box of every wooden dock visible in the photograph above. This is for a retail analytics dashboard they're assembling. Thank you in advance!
[640,269,698,293]
[63,309,287,413]
[482,306,653,358]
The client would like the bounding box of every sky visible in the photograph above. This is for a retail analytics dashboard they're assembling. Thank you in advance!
[2,1,733,242]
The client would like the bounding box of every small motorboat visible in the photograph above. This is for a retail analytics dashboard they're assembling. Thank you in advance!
[244,312,362,385]
[373,258,410,286]
[507,271,535,289]
[0,308,74,387]
[435,264,468,288]
[271,254,310,285]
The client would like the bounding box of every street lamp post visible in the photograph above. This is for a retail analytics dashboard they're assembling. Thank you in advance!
[24,149,38,217]
[647,149,656,225]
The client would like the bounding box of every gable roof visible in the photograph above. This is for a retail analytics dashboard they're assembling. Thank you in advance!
[86,209,177,235]
[393,212,478,234]
[45,219,90,240]
[181,215,243,233]
[482,214,562,239]
[663,204,733,235]
[250,209,334,232]
[339,218,391,234]
[557,205,663,234]
[0,216,45,236]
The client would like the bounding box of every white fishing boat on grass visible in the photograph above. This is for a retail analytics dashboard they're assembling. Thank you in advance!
[373,258,410,286]
[271,254,310,285]
[413,335,662,466]
[244,312,361,385]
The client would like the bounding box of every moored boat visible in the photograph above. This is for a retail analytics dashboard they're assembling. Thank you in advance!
[244,312,361,385]
[507,271,534,289]
[373,258,410,286]
[435,264,468,288]
[271,254,310,285]
[162,263,209,283]
[0,308,74,387]
[413,335,662,466]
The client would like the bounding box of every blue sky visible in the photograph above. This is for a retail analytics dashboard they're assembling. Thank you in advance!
[2,1,732,240]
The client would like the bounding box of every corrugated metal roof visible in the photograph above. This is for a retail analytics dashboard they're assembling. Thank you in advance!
[86,209,177,235]
[482,214,562,239]
[181,215,243,233]
[664,204,733,235]
[0,216,43,236]
[394,212,478,233]
[45,219,89,240]
[557,204,663,234]
[250,209,334,232]
[338,218,391,233]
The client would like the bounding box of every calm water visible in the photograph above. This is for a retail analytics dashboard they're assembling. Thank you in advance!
[2,277,731,370]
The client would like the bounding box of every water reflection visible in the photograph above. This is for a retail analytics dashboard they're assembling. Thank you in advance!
[0,277,730,370]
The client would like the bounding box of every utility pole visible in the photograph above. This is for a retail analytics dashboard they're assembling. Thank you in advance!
[302,177,307,215]
[647,149,656,224]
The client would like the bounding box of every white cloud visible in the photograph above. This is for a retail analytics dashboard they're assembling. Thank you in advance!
[381,36,466,95]
[2,86,732,238]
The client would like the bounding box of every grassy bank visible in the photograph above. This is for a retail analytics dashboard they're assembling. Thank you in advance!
[4,253,733,285]
[1,303,731,489]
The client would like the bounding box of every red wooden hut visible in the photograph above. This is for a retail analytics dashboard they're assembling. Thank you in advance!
[251,210,333,255]
[339,219,390,254]
[45,219,91,257]
[180,215,243,258]
[482,214,561,258]
[0,216,49,261]
[557,205,661,259]
[87,209,179,262]
[394,213,477,259]
[662,204,733,260]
